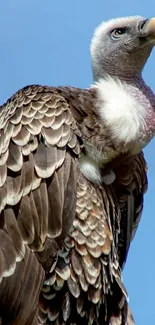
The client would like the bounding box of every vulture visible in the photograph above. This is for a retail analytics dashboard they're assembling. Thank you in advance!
[0,15,155,325]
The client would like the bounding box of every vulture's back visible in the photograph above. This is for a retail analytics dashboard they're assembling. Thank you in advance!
[0,85,147,325]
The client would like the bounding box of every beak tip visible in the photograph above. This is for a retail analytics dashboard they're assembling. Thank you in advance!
[138,19,149,32]
[139,17,155,36]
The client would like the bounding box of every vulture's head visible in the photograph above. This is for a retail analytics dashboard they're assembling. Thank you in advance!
[90,16,155,80]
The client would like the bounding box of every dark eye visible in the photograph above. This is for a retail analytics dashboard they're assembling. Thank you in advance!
[111,28,126,40]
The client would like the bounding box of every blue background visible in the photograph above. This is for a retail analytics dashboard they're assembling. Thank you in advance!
[0,2,154,324]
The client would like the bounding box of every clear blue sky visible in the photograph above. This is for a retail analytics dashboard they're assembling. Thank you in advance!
[0,2,154,324]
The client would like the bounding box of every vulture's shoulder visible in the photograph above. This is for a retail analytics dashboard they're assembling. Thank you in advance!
[0,84,93,189]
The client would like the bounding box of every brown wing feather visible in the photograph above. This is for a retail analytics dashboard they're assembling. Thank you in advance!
[0,247,44,325]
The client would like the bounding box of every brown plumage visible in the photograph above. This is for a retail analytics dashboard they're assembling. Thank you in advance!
[0,84,147,325]
[1,14,155,325]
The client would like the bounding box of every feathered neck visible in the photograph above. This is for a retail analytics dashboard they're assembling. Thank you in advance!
[91,74,155,154]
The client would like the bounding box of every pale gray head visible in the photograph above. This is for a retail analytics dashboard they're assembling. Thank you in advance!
[90,16,155,80]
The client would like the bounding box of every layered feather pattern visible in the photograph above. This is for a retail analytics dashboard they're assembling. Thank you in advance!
[0,85,147,325]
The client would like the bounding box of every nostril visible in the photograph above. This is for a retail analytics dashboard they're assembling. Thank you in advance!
[138,19,149,31]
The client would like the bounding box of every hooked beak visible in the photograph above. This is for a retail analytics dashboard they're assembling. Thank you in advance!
[138,18,155,43]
